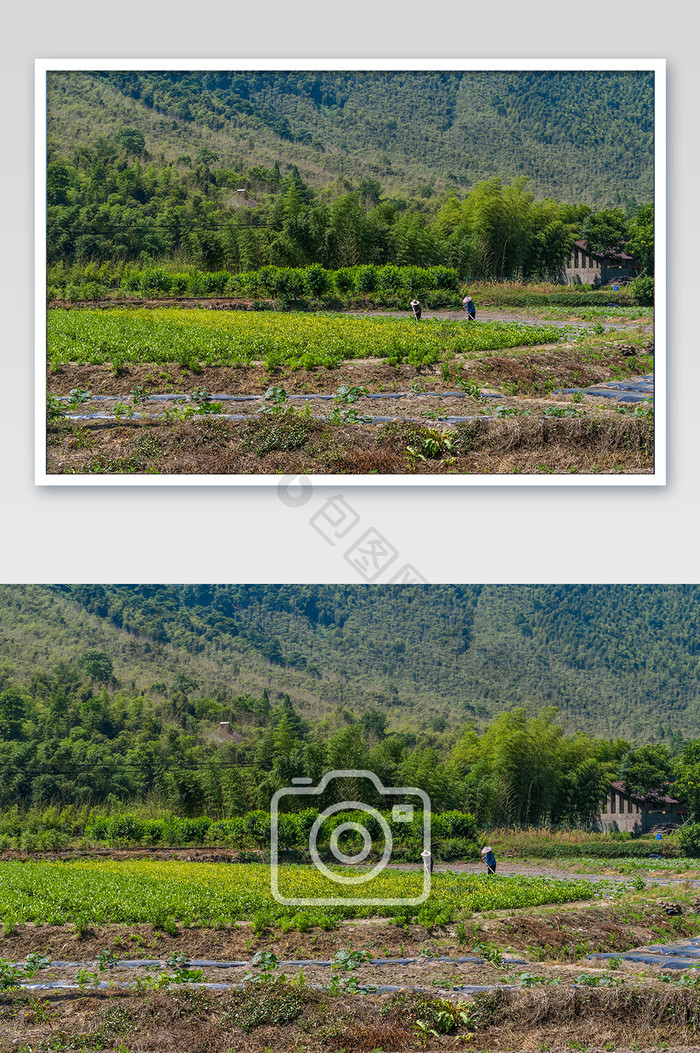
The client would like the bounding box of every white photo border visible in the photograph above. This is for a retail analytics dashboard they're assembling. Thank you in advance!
[35,57,666,487]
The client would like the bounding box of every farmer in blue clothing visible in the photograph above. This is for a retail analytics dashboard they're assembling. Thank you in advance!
[463,294,476,320]
[480,845,497,875]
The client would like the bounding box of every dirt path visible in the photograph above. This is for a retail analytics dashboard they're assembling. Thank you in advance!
[47,297,653,331]
[350,307,653,331]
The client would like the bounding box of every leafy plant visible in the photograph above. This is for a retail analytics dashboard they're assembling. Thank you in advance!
[67,388,91,409]
[575,972,624,987]
[46,394,64,421]
[333,948,372,971]
[75,967,101,988]
[244,950,279,982]
[516,972,560,987]
[23,953,52,978]
[494,404,531,418]
[335,384,368,404]
[474,941,505,967]
[407,428,455,464]
[456,379,484,400]
[170,965,204,983]
[326,405,371,425]
[262,385,289,404]
[0,959,24,991]
[97,948,120,971]
[542,406,581,418]
[130,384,150,404]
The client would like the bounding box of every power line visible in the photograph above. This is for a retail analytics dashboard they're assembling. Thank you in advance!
[0,760,257,776]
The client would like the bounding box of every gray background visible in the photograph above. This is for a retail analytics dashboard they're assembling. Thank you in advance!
[2,2,696,584]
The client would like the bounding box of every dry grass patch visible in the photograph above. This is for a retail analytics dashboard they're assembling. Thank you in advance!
[47,414,654,476]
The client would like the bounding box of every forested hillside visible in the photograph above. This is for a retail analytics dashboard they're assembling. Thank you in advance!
[47,69,654,206]
[45,69,654,284]
[0,585,697,738]
[0,586,697,822]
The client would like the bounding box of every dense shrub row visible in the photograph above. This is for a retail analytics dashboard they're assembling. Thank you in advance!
[0,806,479,859]
[503,837,680,859]
[0,805,678,861]
[469,280,652,308]
[46,263,653,308]
[84,808,478,851]
[47,263,462,306]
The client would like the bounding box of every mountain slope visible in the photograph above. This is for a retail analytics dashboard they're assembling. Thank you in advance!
[0,585,697,740]
[46,69,655,206]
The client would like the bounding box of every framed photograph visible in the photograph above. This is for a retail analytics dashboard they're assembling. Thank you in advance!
[36,59,664,485]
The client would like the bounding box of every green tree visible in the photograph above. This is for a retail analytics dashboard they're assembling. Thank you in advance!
[328,193,367,268]
[620,744,672,802]
[115,128,146,156]
[581,208,628,255]
[79,651,113,683]
[477,707,566,824]
[627,204,654,274]
[673,741,700,819]
[562,756,613,824]
[172,769,205,817]
[46,158,76,206]
[172,673,199,696]
[0,688,26,740]
[361,708,388,742]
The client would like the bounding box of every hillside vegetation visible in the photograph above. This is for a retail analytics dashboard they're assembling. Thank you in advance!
[47,70,654,205]
[0,585,697,737]
[2,586,700,826]
[45,70,655,287]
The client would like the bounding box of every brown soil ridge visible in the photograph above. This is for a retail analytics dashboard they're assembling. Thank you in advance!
[47,414,654,476]
[46,347,653,398]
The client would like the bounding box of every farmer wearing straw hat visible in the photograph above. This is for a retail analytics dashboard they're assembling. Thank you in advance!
[480,845,497,875]
[463,294,476,320]
[410,299,422,321]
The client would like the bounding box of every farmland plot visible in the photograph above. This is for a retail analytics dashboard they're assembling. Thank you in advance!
[47,309,567,371]
[0,861,698,1052]
[0,860,596,927]
[45,308,655,476]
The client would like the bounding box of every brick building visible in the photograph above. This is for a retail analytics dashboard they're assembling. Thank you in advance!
[596,780,684,834]
[564,240,640,287]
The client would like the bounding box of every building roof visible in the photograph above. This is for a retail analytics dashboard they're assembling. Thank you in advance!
[610,780,682,808]
[572,239,637,264]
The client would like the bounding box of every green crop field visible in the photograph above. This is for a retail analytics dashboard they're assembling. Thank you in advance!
[46,310,566,372]
[0,861,595,929]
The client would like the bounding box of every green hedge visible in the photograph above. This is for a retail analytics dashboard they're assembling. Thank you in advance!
[82,807,477,855]
[48,264,462,303]
[475,288,638,307]
[47,263,653,308]
[505,838,680,859]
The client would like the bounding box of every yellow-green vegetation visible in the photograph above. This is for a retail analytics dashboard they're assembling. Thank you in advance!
[46,309,566,372]
[0,860,596,929]
[486,827,681,863]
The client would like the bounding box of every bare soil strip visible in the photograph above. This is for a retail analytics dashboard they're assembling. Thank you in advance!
[46,344,652,398]
[3,890,700,1052]
[47,415,654,475]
